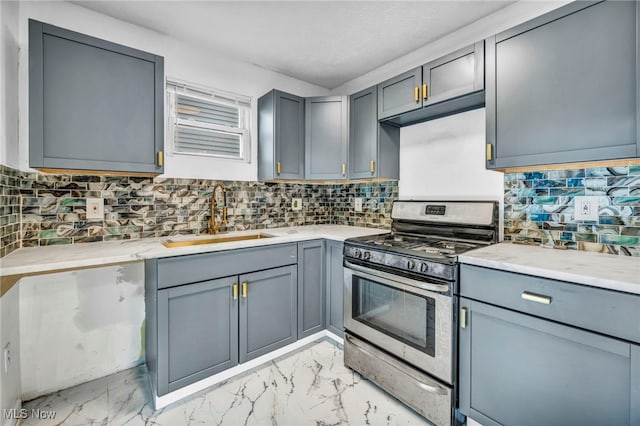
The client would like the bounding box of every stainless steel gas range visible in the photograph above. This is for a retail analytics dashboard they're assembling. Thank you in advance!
[343,200,499,426]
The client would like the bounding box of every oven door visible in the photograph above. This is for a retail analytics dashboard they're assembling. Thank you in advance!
[344,260,452,384]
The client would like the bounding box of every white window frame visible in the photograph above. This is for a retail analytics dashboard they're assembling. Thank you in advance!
[167,78,252,162]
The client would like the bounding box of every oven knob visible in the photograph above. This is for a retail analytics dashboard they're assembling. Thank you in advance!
[407,259,415,270]
[420,263,429,273]
[363,251,371,260]
[354,249,362,258]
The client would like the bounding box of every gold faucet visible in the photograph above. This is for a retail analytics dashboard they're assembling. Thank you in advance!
[209,183,228,234]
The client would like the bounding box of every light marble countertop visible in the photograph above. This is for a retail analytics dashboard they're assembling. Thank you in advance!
[0,225,389,277]
[459,242,640,295]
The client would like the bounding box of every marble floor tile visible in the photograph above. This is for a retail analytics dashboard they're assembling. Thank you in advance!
[22,338,430,425]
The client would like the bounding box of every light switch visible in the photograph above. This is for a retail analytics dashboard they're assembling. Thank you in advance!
[354,198,363,212]
[292,198,302,211]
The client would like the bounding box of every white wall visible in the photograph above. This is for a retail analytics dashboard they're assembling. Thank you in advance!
[19,263,145,400]
[1,284,21,424]
[1,0,19,169]
[15,1,329,180]
[399,108,504,237]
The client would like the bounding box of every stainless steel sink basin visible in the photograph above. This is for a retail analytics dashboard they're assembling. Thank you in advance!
[162,233,273,248]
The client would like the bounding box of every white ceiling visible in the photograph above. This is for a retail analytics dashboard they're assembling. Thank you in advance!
[72,1,514,89]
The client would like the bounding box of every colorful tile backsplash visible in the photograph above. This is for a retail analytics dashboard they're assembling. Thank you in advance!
[0,164,396,255]
[504,165,640,256]
[0,165,21,257]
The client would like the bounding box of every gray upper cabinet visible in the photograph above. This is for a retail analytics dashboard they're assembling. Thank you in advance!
[157,277,238,395]
[377,67,423,120]
[486,0,639,169]
[258,90,305,180]
[377,42,485,126]
[349,86,400,179]
[29,20,164,174]
[298,240,325,338]
[239,265,298,363]
[422,42,484,107]
[305,97,348,180]
[325,240,344,337]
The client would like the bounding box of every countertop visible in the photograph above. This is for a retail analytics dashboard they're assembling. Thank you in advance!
[0,225,389,277]
[459,242,640,295]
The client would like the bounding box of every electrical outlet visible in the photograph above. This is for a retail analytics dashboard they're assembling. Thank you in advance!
[291,198,302,211]
[354,197,363,212]
[4,342,10,373]
[574,196,599,221]
[86,198,104,220]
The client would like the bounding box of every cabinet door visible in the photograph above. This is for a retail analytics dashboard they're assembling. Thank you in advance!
[325,240,345,337]
[239,265,297,363]
[459,298,638,426]
[486,1,639,169]
[349,86,400,180]
[349,87,378,179]
[305,96,348,180]
[29,20,164,174]
[422,41,483,107]
[275,91,305,179]
[157,277,238,395]
[377,67,422,119]
[297,240,325,338]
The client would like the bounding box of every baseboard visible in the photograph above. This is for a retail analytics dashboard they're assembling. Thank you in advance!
[152,330,336,409]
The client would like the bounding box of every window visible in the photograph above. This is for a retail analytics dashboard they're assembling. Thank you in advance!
[167,79,251,161]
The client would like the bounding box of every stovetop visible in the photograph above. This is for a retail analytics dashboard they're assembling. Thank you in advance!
[343,200,499,281]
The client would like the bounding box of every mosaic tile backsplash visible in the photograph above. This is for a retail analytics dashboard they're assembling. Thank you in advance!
[0,165,21,257]
[0,164,396,254]
[504,165,640,256]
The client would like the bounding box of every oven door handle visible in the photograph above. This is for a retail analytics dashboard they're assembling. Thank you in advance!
[344,260,450,294]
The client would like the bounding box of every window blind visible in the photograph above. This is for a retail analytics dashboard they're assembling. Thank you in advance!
[167,79,251,160]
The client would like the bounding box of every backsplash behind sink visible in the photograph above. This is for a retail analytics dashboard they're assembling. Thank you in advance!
[504,165,640,256]
[0,164,397,255]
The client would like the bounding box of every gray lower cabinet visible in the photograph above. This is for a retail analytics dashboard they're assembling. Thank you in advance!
[349,86,400,180]
[29,20,164,174]
[157,277,238,395]
[458,264,640,425]
[239,265,298,363]
[459,298,639,426]
[297,240,325,338]
[486,0,639,169]
[305,97,348,180]
[325,240,345,337]
[258,90,305,180]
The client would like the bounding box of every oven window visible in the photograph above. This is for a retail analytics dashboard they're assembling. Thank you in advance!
[352,276,436,357]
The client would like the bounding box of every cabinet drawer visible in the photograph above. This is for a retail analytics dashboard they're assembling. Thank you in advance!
[460,264,640,343]
[156,243,297,289]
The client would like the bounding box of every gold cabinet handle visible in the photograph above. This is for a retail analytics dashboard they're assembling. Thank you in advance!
[486,144,493,161]
[232,282,238,300]
[422,84,428,100]
[460,307,468,329]
[157,151,163,167]
[414,86,420,102]
[521,291,552,305]
[370,160,376,173]
[241,281,248,298]
[342,163,346,176]
[276,162,281,175]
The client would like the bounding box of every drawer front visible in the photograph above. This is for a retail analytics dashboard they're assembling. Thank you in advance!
[157,243,297,289]
[460,265,640,343]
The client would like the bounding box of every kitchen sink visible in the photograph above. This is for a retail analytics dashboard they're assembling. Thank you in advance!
[162,233,273,248]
